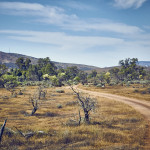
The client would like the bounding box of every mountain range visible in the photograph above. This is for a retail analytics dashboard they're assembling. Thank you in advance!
[0,51,100,71]
[0,51,150,72]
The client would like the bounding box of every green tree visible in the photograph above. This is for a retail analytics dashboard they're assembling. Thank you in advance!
[16,57,26,70]
[65,66,80,80]
[119,58,146,81]
[0,64,8,77]
[25,58,31,70]
[109,67,120,83]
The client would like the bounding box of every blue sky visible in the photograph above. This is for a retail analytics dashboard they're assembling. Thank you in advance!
[0,0,150,67]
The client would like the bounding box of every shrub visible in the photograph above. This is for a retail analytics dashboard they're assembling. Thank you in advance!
[57,104,63,108]
[141,91,146,94]
[96,84,102,87]
[2,74,17,82]
[56,89,65,93]
[133,89,139,93]
[66,101,78,106]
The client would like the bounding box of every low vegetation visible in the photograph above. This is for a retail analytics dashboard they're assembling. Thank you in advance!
[0,86,148,149]
[0,57,150,149]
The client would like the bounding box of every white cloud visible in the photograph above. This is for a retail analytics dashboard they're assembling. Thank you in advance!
[1,29,150,52]
[114,0,147,9]
[0,2,143,35]
[0,29,150,67]
[0,2,72,24]
[0,2,44,11]
[63,20,143,34]
[0,30,124,50]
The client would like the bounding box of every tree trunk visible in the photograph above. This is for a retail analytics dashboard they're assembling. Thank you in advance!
[84,111,90,124]
[78,110,81,125]
[31,107,37,116]
[0,119,7,143]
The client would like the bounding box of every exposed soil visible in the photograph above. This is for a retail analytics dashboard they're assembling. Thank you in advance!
[77,87,150,149]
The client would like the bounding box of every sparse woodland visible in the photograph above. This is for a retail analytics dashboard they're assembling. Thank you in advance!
[0,57,150,149]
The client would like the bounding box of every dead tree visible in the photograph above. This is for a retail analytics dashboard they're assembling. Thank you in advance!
[0,119,7,143]
[4,83,17,98]
[28,86,46,116]
[70,86,95,124]
[34,86,47,100]
[30,97,38,116]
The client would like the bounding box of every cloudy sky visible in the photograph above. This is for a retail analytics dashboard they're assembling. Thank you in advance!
[0,0,150,67]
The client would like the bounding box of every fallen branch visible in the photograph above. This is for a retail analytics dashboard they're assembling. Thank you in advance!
[15,127,34,139]
[0,119,7,143]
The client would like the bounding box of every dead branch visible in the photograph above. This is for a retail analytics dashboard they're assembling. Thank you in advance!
[15,127,34,139]
[0,119,7,143]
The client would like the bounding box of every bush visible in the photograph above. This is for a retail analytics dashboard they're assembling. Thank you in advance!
[56,89,65,93]
[133,89,139,93]
[141,91,146,94]
[66,101,78,106]
[96,84,102,87]
[57,104,63,108]
[2,74,17,82]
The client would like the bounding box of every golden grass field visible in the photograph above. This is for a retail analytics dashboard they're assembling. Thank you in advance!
[0,85,149,150]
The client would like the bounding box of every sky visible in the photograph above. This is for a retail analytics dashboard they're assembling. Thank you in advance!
[0,0,150,67]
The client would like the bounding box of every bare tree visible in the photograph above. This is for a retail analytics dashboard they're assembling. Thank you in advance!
[30,97,38,116]
[28,86,46,116]
[0,119,7,143]
[4,84,17,98]
[70,86,96,124]
[34,86,47,100]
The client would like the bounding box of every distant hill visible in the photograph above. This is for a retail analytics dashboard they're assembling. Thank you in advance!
[1,51,149,72]
[0,51,100,71]
[138,61,150,67]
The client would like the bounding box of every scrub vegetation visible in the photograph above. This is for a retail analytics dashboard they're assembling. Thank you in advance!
[0,86,148,149]
[0,57,150,149]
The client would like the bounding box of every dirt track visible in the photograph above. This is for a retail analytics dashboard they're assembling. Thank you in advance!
[76,87,150,149]
[78,88,150,121]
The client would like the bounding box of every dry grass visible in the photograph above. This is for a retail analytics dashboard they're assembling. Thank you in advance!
[0,85,148,149]
[79,84,150,101]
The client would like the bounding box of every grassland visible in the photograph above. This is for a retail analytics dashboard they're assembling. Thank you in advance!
[0,85,149,149]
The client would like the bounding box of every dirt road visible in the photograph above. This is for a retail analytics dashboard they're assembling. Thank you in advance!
[78,88,150,121]
[76,87,150,149]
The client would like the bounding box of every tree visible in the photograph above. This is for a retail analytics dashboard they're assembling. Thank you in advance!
[70,86,96,124]
[0,64,8,77]
[16,57,26,70]
[109,67,120,83]
[105,72,111,84]
[88,70,97,78]
[65,66,80,80]
[96,73,105,84]
[25,58,31,70]
[16,57,31,71]
[119,58,146,80]
[78,71,88,85]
